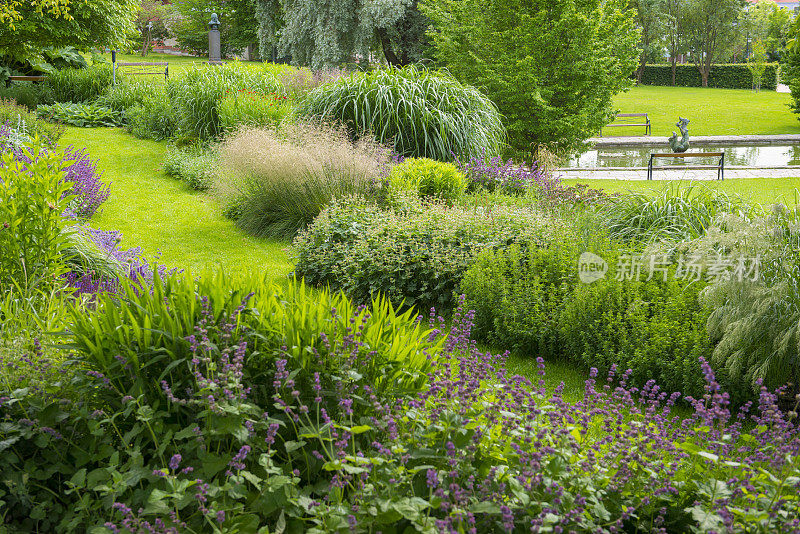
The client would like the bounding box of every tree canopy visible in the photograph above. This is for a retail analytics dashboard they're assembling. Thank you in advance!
[0,0,137,71]
[254,0,429,68]
[171,0,258,58]
[420,0,640,155]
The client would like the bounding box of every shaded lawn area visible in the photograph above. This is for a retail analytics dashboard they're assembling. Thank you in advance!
[564,176,800,206]
[60,126,292,280]
[605,85,800,137]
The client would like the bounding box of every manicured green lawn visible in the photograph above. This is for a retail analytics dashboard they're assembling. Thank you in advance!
[92,52,262,78]
[606,85,800,137]
[564,177,800,206]
[60,126,292,279]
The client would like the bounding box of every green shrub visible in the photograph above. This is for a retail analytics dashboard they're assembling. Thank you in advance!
[218,90,293,132]
[560,275,715,401]
[0,99,63,147]
[388,157,466,204]
[37,101,124,127]
[292,197,560,311]
[214,124,387,238]
[163,144,216,191]
[295,66,505,161]
[0,142,74,298]
[0,82,53,111]
[639,63,779,90]
[43,64,116,103]
[461,239,586,358]
[125,89,178,140]
[167,62,283,140]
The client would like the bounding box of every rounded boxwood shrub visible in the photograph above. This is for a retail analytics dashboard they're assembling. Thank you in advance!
[389,157,466,204]
[295,66,506,161]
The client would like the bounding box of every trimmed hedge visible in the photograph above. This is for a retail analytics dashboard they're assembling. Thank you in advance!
[639,63,778,90]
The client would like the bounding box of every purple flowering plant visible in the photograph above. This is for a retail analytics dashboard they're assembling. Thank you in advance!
[2,269,800,532]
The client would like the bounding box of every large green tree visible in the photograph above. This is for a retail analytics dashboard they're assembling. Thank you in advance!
[0,0,137,71]
[682,0,745,87]
[420,0,640,155]
[254,0,429,69]
[630,0,667,84]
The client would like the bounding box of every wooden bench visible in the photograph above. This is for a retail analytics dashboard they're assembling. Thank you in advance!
[114,62,169,81]
[604,113,651,136]
[8,75,47,83]
[648,152,725,181]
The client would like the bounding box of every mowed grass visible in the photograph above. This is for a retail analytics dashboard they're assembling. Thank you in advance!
[60,126,292,279]
[564,177,800,207]
[91,52,263,78]
[604,85,800,137]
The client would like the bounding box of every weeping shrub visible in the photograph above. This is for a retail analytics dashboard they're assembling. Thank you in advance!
[295,66,506,162]
[214,124,388,238]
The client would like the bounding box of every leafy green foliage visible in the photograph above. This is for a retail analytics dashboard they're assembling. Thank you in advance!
[639,63,779,90]
[37,102,124,128]
[215,124,387,238]
[0,141,73,299]
[388,158,466,205]
[295,66,505,161]
[421,0,639,155]
[292,197,560,312]
[124,87,178,141]
[163,144,217,191]
[43,64,116,103]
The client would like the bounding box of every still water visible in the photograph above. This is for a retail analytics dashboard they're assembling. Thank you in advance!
[569,145,800,168]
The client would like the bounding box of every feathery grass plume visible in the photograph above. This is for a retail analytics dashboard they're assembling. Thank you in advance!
[295,65,506,162]
[214,123,389,239]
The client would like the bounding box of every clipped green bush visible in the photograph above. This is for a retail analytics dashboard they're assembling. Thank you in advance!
[295,66,505,161]
[163,144,216,191]
[639,63,779,90]
[166,63,283,140]
[388,157,466,204]
[560,275,715,401]
[292,197,560,312]
[43,64,116,103]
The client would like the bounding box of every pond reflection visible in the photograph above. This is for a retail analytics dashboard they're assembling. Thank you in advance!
[569,145,800,168]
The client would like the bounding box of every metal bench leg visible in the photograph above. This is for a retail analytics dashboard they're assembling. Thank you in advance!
[648,155,653,180]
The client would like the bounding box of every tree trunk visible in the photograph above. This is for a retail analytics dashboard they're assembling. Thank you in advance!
[636,53,647,84]
[376,28,402,67]
[670,56,677,86]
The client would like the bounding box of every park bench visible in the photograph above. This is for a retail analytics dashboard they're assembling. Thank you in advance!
[604,113,651,136]
[648,151,725,181]
[114,62,169,82]
[8,75,47,83]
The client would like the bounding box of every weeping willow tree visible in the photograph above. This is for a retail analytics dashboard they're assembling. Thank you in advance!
[254,0,429,68]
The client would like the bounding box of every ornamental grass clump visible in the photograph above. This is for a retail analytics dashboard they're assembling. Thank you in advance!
[295,65,505,161]
[215,123,389,238]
